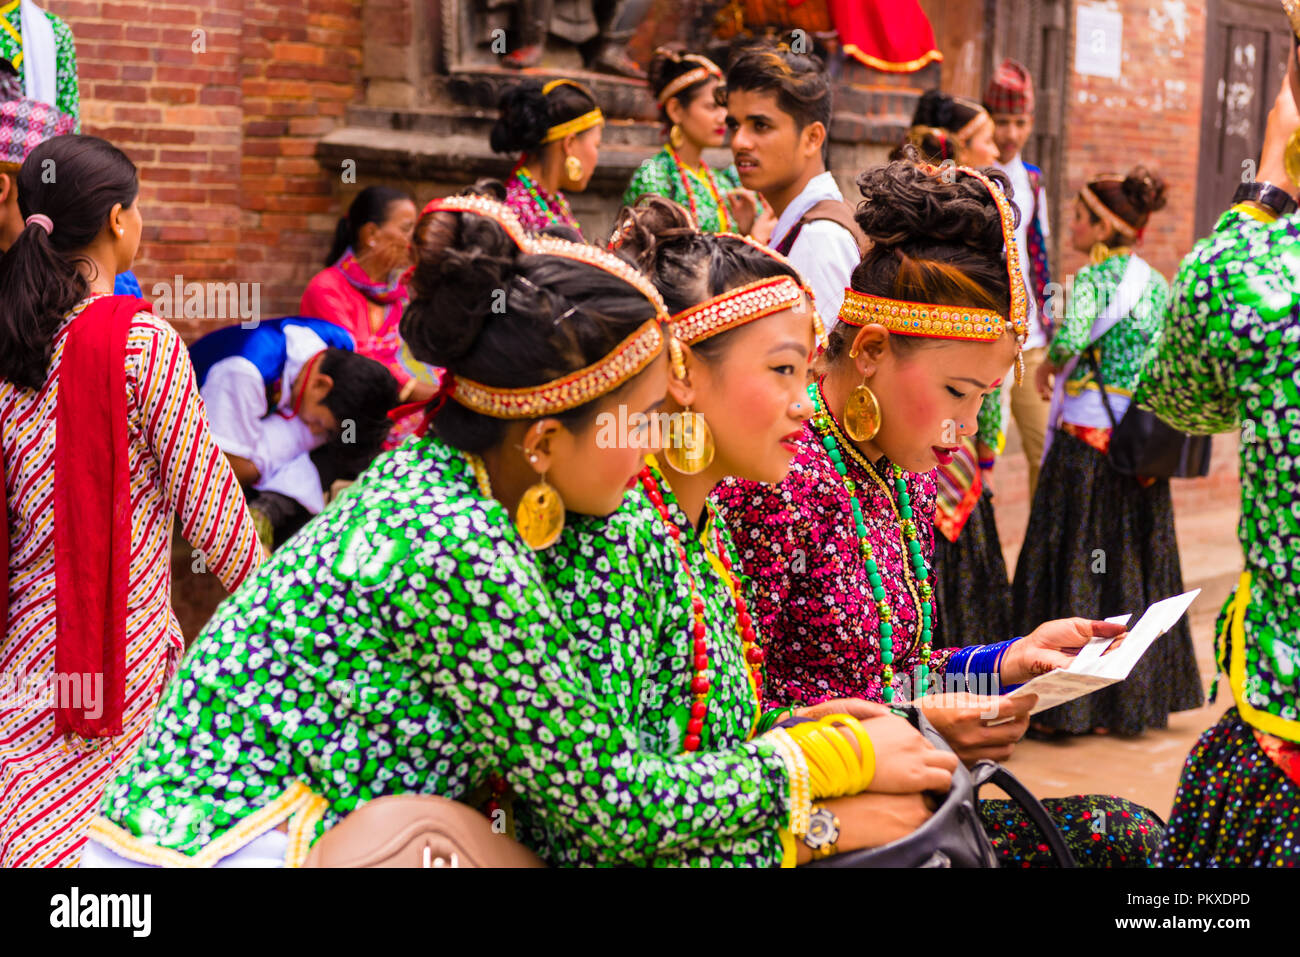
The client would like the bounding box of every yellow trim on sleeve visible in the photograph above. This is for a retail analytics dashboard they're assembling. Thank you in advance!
[1230,202,1279,224]
[1227,570,1300,742]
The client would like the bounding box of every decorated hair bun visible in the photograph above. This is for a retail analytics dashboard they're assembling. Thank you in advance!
[489,82,551,155]
[854,148,1015,260]
[610,194,696,271]
[1121,165,1168,216]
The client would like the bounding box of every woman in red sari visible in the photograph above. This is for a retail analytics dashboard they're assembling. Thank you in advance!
[0,135,263,866]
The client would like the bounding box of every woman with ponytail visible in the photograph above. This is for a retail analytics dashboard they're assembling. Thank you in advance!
[491,78,604,235]
[86,194,893,868]
[1014,166,1202,738]
[0,135,264,866]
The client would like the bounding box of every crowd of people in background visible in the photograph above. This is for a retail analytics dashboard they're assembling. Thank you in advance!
[0,16,1297,872]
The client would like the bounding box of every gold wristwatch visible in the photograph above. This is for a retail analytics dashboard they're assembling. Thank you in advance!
[804,804,841,859]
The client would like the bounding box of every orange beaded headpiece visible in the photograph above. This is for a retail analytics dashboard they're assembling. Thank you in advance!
[835,162,1029,383]
[669,231,827,352]
[419,196,668,419]
[655,54,724,106]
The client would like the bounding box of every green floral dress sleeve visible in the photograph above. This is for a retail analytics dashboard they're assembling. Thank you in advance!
[623,149,676,208]
[976,388,1004,453]
[49,11,80,131]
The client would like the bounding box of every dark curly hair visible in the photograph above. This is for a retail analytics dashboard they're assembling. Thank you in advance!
[825,148,1016,363]
[647,45,721,126]
[614,194,803,363]
[1082,166,1168,241]
[402,191,661,451]
[489,79,599,158]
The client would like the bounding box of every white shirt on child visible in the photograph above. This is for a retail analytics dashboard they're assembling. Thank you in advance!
[200,323,328,513]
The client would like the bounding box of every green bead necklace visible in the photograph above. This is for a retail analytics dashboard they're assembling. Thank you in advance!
[808,381,932,701]
[514,165,576,227]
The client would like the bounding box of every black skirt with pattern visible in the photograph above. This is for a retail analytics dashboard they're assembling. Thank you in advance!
[933,488,1013,649]
[1010,430,1204,735]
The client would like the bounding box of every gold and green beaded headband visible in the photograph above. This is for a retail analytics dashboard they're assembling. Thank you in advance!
[836,162,1029,383]
[420,195,669,419]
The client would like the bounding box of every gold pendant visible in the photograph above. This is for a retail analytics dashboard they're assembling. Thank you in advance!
[515,478,565,550]
[665,410,715,474]
[843,383,881,442]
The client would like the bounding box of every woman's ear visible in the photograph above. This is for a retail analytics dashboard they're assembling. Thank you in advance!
[357,220,380,250]
[851,323,888,378]
[521,418,564,474]
[107,201,125,239]
[665,96,685,127]
[666,341,698,408]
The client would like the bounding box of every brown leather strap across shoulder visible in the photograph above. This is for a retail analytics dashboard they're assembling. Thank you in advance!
[796,199,870,255]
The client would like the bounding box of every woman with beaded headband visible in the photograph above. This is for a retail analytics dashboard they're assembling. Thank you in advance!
[894,115,1015,653]
[1014,166,1202,739]
[83,195,896,869]
[622,46,769,237]
[715,158,1167,866]
[491,78,604,235]
[516,195,959,865]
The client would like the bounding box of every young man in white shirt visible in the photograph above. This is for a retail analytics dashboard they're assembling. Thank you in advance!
[724,45,866,328]
[985,58,1054,497]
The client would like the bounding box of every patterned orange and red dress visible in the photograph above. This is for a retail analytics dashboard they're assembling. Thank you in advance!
[0,296,263,867]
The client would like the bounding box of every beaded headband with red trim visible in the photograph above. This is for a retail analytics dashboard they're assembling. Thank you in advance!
[418,195,669,418]
[835,162,1029,383]
[713,231,827,349]
[656,55,724,105]
[672,276,806,345]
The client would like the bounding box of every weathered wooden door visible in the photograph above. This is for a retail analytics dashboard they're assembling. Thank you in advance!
[1196,0,1294,238]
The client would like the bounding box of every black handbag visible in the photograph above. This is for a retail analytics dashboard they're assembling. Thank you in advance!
[802,707,1076,868]
[1087,349,1212,479]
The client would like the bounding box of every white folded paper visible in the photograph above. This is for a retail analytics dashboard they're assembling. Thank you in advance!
[995,590,1200,719]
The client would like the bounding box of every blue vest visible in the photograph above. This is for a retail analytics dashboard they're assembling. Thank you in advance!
[189,317,355,391]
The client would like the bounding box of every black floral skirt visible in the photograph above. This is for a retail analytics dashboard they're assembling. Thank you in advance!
[981,795,1165,867]
[1157,708,1300,867]
[1010,430,1204,735]
[933,488,1013,649]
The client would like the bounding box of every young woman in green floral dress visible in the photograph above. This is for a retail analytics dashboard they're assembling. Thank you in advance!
[1014,168,1203,737]
[521,197,960,865]
[623,47,767,238]
[1141,48,1300,866]
[80,195,934,869]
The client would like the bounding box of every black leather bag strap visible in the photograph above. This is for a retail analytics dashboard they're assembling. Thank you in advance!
[971,761,1077,867]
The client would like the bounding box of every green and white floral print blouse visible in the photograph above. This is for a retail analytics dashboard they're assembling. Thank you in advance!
[1049,252,1170,397]
[623,147,742,233]
[523,460,778,866]
[94,438,793,863]
[1134,206,1300,742]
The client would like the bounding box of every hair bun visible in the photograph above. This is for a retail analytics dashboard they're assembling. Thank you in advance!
[489,81,550,155]
[610,194,696,271]
[854,149,1014,260]
[403,208,521,369]
[1121,165,1167,216]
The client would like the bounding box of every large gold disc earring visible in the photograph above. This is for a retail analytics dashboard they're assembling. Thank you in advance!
[564,154,583,182]
[669,123,684,149]
[515,458,565,550]
[843,381,881,442]
[665,408,715,474]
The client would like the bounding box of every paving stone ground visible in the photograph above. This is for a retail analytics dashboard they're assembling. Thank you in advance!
[986,427,1242,817]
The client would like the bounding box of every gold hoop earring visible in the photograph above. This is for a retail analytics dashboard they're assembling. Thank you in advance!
[515,457,565,550]
[665,408,715,474]
[669,123,684,149]
[843,380,881,442]
[564,154,583,182]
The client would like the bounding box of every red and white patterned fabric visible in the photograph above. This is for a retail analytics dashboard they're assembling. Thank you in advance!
[0,296,263,867]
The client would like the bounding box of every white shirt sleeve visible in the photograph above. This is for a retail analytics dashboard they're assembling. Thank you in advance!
[254,450,326,514]
[784,220,861,330]
[200,356,319,480]
[1037,185,1050,238]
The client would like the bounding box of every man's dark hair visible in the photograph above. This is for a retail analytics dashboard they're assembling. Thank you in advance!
[317,348,399,478]
[725,44,833,165]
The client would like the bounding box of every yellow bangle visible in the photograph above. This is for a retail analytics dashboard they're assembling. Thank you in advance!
[1231,201,1278,224]
[844,719,877,791]
[819,718,866,789]
[778,827,798,867]
[785,724,848,797]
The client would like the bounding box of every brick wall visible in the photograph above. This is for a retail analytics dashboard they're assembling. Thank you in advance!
[1059,0,1206,283]
[49,0,363,338]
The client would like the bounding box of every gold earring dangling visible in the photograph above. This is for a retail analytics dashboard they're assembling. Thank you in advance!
[665,408,715,474]
[667,334,687,381]
[843,380,881,442]
[515,458,565,550]
[669,123,684,149]
[564,154,583,182]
